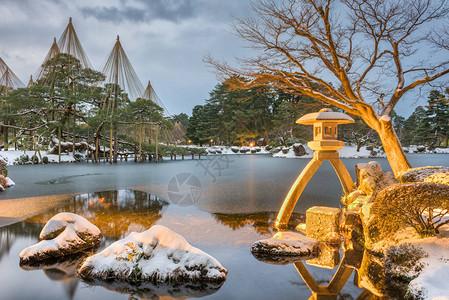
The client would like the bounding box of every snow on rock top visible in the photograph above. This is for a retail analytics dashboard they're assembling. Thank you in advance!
[250,231,320,264]
[78,225,227,284]
[40,212,100,240]
[399,166,449,183]
[19,213,101,264]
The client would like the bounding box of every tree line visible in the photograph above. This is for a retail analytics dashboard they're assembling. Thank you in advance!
[186,81,449,149]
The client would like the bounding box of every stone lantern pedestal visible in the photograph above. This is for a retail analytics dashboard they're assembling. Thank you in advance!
[275,108,355,229]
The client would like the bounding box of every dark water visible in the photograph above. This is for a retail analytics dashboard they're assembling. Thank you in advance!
[0,189,364,300]
[2,154,447,213]
[0,154,447,299]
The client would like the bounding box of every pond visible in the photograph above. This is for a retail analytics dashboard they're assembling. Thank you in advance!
[0,154,448,299]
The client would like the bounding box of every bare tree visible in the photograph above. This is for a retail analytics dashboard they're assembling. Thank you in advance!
[206,0,449,175]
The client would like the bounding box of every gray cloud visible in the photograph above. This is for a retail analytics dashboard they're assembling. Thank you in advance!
[81,0,196,24]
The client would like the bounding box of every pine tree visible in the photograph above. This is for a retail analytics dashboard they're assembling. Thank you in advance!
[426,90,449,146]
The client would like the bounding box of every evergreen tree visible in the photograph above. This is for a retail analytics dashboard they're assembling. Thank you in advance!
[426,90,449,146]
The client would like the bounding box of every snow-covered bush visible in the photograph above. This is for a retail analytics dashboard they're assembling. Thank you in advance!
[74,153,84,162]
[285,137,305,146]
[240,147,249,153]
[31,155,39,164]
[19,154,29,164]
[373,182,449,237]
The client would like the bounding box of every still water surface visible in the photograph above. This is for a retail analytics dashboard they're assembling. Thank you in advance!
[0,154,447,299]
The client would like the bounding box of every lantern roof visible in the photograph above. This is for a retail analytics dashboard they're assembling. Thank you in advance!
[296,108,355,125]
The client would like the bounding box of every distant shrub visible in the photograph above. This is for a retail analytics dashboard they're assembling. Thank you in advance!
[373,182,449,237]
[31,155,39,164]
[19,154,29,163]
[42,156,49,164]
[74,154,84,162]
[285,137,305,146]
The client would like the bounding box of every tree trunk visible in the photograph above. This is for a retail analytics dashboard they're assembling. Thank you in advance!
[377,117,412,176]
[113,129,118,163]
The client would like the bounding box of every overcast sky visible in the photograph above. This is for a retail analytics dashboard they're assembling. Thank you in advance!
[0,0,442,117]
[0,0,256,116]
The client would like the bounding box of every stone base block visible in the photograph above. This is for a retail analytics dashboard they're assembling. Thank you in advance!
[306,206,341,241]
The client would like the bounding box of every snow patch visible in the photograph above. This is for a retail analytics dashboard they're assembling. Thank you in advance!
[5,177,15,186]
[401,236,449,299]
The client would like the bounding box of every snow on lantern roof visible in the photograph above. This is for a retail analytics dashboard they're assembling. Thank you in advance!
[296,108,355,125]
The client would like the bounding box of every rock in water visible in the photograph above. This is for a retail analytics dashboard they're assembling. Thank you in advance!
[250,231,320,264]
[78,225,227,284]
[19,213,101,264]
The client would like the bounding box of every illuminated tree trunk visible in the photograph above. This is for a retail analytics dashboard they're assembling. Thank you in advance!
[359,109,412,176]
[376,117,412,176]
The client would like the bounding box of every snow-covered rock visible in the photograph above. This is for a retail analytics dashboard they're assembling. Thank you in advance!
[424,171,449,186]
[399,166,449,183]
[357,161,397,197]
[345,161,396,211]
[0,174,14,191]
[78,225,227,284]
[19,213,101,264]
[292,143,306,156]
[250,231,320,264]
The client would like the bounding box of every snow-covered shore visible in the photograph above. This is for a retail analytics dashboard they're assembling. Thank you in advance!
[272,144,385,159]
[0,150,77,165]
[1,144,447,166]
[398,227,449,299]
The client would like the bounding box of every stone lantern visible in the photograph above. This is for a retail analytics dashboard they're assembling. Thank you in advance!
[298,108,355,152]
[275,108,355,229]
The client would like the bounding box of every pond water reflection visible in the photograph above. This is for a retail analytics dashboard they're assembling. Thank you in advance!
[0,188,372,299]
